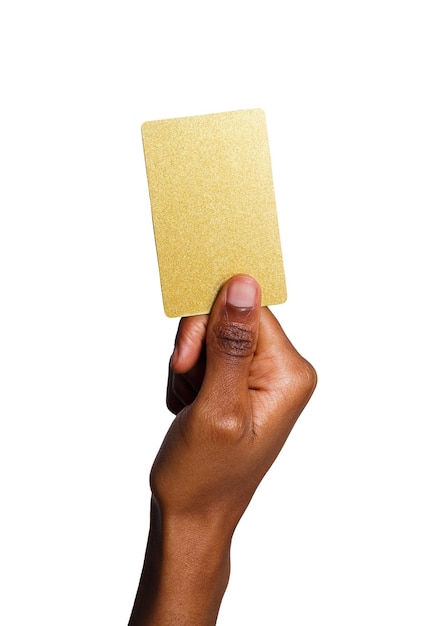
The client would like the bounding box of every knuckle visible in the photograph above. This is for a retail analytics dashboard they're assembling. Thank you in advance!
[293,356,318,397]
[200,392,250,443]
[213,322,256,358]
[303,360,318,394]
[278,350,317,402]
[213,413,247,442]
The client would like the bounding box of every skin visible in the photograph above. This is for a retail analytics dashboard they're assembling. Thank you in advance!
[128,275,317,625]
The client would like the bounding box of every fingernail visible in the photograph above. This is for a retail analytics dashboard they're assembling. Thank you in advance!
[226,277,257,308]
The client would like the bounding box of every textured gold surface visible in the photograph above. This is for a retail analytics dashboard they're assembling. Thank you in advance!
[141,109,287,317]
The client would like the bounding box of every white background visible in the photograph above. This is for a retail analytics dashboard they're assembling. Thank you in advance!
[1,1,447,624]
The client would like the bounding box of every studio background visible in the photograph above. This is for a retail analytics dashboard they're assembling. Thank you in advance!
[1,2,447,624]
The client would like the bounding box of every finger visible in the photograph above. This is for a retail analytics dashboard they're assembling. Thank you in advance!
[166,347,207,414]
[166,370,198,414]
[200,274,261,403]
[170,314,208,374]
[166,369,186,414]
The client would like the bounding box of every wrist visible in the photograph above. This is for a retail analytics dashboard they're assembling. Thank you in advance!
[129,497,233,626]
[155,494,232,557]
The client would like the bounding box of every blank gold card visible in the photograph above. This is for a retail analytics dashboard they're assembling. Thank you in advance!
[141,109,287,317]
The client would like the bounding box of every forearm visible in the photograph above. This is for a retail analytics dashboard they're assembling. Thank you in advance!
[128,497,232,626]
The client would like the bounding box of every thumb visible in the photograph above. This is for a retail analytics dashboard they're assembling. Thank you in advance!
[200,274,261,403]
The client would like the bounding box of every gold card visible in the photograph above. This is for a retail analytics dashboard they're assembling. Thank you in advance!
[141,109,287,317]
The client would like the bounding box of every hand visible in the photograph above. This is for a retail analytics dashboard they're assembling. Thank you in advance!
[129,275,317,626]
[153,274,317,527]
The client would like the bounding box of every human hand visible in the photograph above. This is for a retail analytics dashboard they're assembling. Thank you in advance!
[152,273,317,530]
